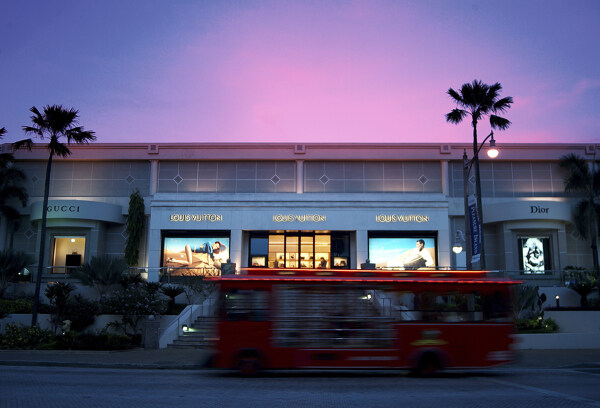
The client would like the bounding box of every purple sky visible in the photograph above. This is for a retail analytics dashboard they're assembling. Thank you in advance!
[1,0,599,145]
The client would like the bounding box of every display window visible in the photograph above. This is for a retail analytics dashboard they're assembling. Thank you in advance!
[162,232,230,276]
[52,236,86,274]
[368,233,437,270]
[249,232,350,269]
[518,236,552,274]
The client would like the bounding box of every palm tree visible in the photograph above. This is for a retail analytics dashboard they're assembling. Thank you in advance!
[446,80,513,269]
[14,105,95,326]
[0,127,28,249]
[70,255,128,297]
[559,154,600,272]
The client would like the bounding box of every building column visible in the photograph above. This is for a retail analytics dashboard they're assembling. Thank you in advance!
[296,160,304,194]
[146,220,161,282]
[441,160,449,196]
[149,160,158,195]
[230,229,243,268]
[356,230,369,268]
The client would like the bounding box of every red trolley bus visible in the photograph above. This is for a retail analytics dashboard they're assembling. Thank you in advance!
[210,268,520,374]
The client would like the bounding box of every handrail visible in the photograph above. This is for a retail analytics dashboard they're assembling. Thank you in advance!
[158,290,219,349]
[158,304,199,349]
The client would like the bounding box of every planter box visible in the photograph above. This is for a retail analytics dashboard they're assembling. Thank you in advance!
[545,310,600,333]
[515,333,600,349]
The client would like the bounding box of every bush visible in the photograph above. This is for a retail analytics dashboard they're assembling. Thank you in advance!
[65,295,100,332]
[0,323,54,349]
[564,266,598,307]
[101,282,167,335]
[516,317,559,333]
[0,298,34,314]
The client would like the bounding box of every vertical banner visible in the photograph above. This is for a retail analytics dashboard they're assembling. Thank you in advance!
[468,195,481,263]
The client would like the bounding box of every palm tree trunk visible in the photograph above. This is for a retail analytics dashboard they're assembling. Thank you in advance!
[31,151,53,327]
[472,124,486,270]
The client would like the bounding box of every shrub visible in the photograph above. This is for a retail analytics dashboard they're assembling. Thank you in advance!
[70,255,128,296]
[45,282,76,333]
[101,282,167,335]
[161,285,185,309]
[0,323,54,349]
[564,266,598,307]
[65,294,100,332]
[516,317,559,333]
[0,298,34,314]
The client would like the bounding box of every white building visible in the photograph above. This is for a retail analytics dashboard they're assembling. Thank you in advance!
[2,142,598,286]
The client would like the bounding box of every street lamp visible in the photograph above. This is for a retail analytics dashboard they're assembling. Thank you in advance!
[452,230,465,254]
[463,131,498,270]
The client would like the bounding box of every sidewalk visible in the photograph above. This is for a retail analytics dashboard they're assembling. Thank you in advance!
[0,348,213,369]
[1,348,600,370]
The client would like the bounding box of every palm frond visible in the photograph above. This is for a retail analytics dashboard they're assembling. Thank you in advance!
[560,154,591,194]
[447,88,463,104]
[493,96,513,113]
[489,115,511,130]
[446,109,467,124]
[66,128,96,144]
[49,138,72,158]
[12,139,33,151]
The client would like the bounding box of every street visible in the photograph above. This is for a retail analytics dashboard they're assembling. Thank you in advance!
[2,365,600,408]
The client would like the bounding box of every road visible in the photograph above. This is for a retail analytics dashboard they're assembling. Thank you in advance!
[2,365,600,408]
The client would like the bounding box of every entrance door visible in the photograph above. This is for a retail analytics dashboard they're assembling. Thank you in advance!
[253,232,338,269]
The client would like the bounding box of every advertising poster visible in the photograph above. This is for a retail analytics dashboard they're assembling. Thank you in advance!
[369,237,436,270]
[163,237,230,276]
[519,237,550,274]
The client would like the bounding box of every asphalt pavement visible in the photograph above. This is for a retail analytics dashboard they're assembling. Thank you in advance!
[1,348,600,370]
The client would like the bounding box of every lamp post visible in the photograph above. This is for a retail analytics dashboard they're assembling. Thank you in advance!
[463,131,498,270]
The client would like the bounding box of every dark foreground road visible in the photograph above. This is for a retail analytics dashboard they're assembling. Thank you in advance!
[2,364,600,408]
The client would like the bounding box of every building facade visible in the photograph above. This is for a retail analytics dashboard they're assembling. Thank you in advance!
[2,142,598,286]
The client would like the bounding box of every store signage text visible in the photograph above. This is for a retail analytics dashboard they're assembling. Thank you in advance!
[169,214,223,222]
[47,205,80,213]
[273,214,326,222]
[375,214,430,223]
[530,206,549,214]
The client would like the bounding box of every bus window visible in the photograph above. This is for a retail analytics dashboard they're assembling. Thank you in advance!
[481,290,511,322]
[272,285,394,348]
[223,289,269,321]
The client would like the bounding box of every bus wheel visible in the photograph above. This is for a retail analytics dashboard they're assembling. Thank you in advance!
[417,353,440,376]
[237,354,261,376]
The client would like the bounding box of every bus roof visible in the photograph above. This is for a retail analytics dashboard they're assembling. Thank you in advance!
[210,268,521,285]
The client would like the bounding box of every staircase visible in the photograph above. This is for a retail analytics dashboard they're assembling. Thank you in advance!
[167,315,219,349]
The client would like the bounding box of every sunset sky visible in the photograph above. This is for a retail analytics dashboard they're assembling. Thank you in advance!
[1,0,599,145]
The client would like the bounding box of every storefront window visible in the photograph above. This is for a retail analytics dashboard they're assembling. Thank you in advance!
[52,236,86,274]
[250,232,349,269]
[368,233,437,270]
[518,237,552,274]
[163,234,230,276]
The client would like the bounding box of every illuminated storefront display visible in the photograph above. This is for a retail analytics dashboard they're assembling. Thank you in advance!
[369,236,437,270]
[52,236,86,274]
[519,237,552,274]
[163,236,230,276]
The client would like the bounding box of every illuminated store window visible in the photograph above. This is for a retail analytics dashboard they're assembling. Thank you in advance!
[162,234,230,276]
[368,233,437,270]
[518,237,552,274]
[52,236,86,274]
[250,232,349,269]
